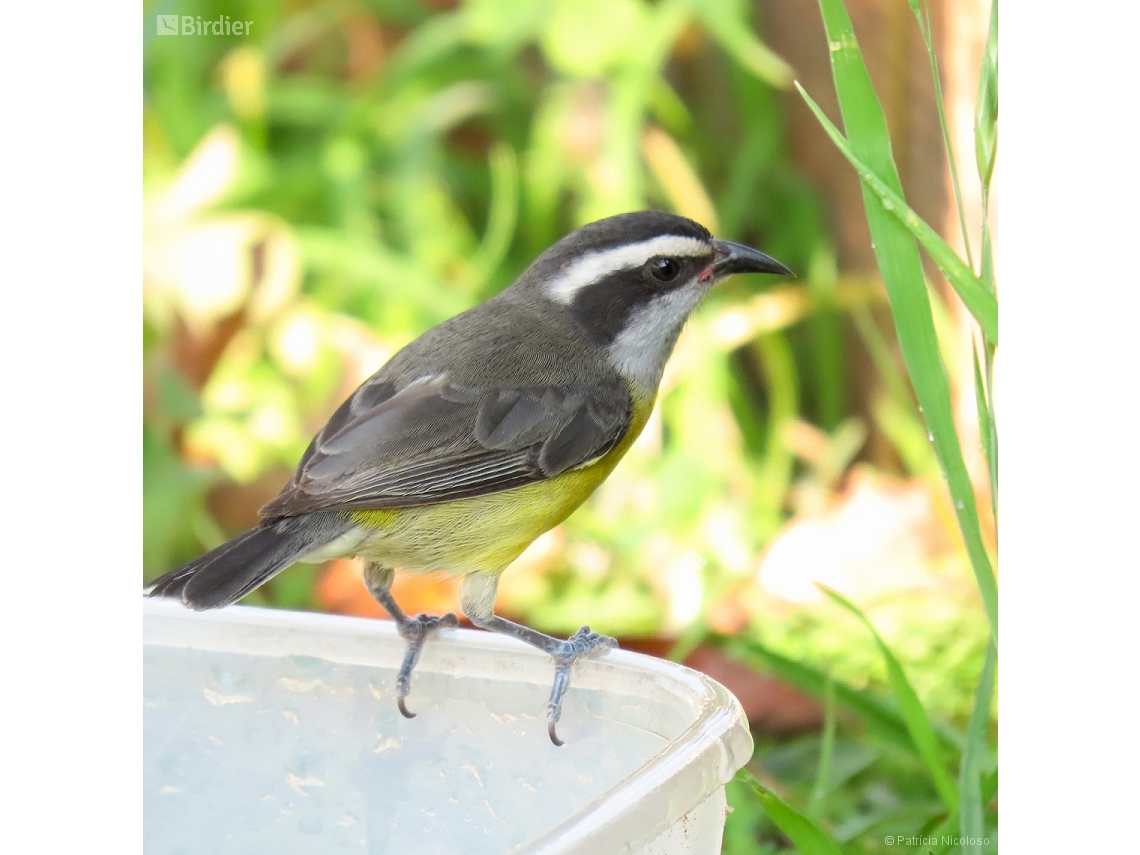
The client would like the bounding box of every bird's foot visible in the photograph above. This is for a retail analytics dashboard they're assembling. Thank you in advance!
[394,612,459,718]
[546,626,618,746]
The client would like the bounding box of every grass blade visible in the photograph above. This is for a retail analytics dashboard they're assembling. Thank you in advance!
[808,248,845,430]
[794,85,996,345]
[975,3,999,527]
[973,343,998,520]
[739,768,845,855]
[689,0,794,88]
[809,675,837,814]
[820,586,959,813]
[975,0,998,208]
[470,142,519,289]
[724,637,965,755]
[976,0,997,300]
[806,0,998,643]
[752,332,799,542]
[641,125,720,232]
[910,0,974,271]
[959,639,996,853]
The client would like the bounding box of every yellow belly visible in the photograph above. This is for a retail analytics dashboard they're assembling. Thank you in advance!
[346,396,653,576]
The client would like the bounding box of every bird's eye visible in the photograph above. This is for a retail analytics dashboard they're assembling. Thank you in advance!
[648,257,681,282]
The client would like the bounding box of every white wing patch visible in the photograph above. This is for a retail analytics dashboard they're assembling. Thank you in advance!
[546,234,710,304]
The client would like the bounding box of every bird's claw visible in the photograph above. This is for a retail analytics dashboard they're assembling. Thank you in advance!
[394,612,459,717]
[546,625,618,746]
[548,717,564,747]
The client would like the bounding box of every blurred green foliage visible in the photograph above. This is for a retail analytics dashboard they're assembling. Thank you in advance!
[143,1,995,851]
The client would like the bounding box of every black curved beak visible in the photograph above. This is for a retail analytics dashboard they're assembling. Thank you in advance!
[710,239,794,278]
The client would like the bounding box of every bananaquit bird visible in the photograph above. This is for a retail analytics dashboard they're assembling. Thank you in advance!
[148,211,791,744]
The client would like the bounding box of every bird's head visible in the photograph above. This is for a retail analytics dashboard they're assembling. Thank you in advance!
[513,211,792,389]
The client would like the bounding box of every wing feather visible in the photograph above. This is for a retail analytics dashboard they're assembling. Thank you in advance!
[260,374,630,517]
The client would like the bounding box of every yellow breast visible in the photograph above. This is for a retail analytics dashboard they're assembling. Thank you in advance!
[346,392,654,576]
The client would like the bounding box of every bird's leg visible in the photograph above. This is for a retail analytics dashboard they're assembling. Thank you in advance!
[364,562,458,718]
[460,574,617,746]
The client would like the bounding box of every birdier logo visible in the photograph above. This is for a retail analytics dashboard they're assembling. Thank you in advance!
[156,15,253,36]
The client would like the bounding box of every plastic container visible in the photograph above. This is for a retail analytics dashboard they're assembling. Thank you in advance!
[144,598,752,854]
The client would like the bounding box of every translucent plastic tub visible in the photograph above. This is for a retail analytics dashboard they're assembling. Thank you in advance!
[143,599,753,854]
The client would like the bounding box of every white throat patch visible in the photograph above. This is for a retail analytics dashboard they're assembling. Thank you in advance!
[546,234,710,305]
[606,284,709,389]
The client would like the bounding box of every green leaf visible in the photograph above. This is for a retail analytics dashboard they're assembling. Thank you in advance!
[794,86,995,345]
[975,0,998,195]
[539,0,649,78]
[820,586,959,812]
[959,639,996,854]
[973,345,998,518]
[752,332,799,542]
[809,676,837,813]
[296,227,465,321]
[686,0,794,88]
[739,769,845,855]
[725,637,965,755]
[807,0,998,643]
[464,0,549,50]
[142,425,218,580]
[910,0,974,271]
[470,142,519,289]
[977,0,998,301]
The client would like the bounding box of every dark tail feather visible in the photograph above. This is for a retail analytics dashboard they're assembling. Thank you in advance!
[145,512,352,610]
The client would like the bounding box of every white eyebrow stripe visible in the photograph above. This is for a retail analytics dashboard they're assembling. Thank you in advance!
[546,234,711,304]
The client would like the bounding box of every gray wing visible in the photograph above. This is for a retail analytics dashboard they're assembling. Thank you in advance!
[260,373,632,518]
